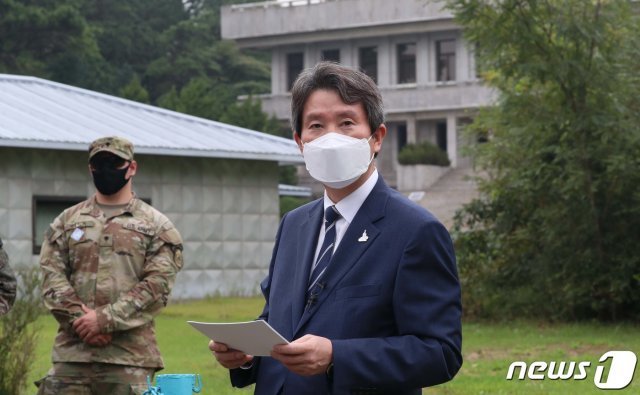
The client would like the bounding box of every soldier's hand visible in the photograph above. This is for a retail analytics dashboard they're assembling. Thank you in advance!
[209,340,254,369]
[85,333,112,347]
[72,304,102,341]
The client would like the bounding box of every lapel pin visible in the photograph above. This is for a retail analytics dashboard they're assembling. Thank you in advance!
[358,230,369,243]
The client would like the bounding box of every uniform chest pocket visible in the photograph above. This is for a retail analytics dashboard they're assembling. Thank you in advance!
[64,222,95,246]
[64,222,97,271]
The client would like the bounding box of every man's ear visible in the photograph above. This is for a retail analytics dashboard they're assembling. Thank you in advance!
[293,131,304,153]
[126,160,138,179]
[372,124,387,154]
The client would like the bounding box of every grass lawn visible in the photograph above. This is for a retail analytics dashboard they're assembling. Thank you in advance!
[29,298,639,395]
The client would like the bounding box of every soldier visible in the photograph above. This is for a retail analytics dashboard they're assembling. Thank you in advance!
[0,237,17,316]
[37,136,184,395]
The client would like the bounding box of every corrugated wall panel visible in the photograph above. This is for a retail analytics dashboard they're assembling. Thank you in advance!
[0,147,280,298]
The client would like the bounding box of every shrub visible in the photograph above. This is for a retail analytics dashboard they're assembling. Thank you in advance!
[398,142,450,166]
[0,268,43,395]
[280,196,309,217]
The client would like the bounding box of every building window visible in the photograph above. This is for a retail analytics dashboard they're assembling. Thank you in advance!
[436,121,447,152]
[397,123,408,153]
[32,196,84,255]
[436,39,456,82]
[473,43,481,79]
[358,46,378,83]
[321,49,340,63]
[397,43,416,84]
[287,52,304,91]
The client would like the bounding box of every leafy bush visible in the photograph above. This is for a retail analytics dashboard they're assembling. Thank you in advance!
[398,142,450,166]
[280,196,310,218]
[0,268,43,394]
[449,0,640,321]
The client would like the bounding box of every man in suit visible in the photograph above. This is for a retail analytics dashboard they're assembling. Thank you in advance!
[210,62,462,394]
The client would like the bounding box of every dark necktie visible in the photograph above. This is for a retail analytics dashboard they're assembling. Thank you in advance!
[306,205,341,308]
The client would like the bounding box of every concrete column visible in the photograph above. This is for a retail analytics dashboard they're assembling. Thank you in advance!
[343,41,354,68]
[271,48,281,95]
[304,45,314,70]
[377,37,391,88]
[427,35,435,82]
[417,34,429,85]
[407,117,417,144]
[446,115,458,167]
[456,32,467,82]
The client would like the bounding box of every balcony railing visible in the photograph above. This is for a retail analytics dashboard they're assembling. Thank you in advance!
[230,0,331,11]
[222,0,452,42]
[245,80,495,120]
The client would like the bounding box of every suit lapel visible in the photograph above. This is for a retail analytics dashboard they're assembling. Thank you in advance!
[294,177,389,336]
[290,200,323,332]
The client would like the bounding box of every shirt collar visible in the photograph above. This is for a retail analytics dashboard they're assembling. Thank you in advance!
[84,193,138,218]
[323,170,378,224]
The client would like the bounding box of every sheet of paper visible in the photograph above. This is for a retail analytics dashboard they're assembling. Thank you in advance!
[188,319,289,357]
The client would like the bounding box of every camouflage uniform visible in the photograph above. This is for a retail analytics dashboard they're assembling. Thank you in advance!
[37,136,184,395]
[0,238,17,315]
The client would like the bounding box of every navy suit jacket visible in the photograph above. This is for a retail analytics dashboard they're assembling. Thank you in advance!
[230,177,462,395]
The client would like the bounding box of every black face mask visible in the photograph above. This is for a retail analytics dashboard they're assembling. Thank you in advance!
[91,165,130,195]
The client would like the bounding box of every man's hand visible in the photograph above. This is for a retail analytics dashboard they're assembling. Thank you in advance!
[72,304,102,341]
[271,334,332,376]
[84,333,112,347]
[209,340,254,369]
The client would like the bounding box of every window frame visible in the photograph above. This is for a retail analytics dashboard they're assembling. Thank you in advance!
[436,38,457,82]
[396,42,417,84]
[32,195,85,255]
[320,48,341,63]
[358,46,378,84]
[286,51,305,92]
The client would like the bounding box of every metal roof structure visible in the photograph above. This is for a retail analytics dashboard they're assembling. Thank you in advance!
[0,74,303,163]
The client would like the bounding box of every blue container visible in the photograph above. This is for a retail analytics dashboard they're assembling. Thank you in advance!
[143,374,202,395]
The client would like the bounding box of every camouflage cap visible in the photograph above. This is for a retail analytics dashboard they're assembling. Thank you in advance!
[88,136,134,161]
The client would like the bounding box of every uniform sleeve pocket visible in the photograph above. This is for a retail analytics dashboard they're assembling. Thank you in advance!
[336,284,381,300]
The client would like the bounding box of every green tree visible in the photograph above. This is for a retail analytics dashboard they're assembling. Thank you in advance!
[157,77,234,120]
[0,0,105,88]
[220,96,282,135]
[81,0,189,94]
[144,11,270,96]
[119,74,150,104]
[448,0,640,320]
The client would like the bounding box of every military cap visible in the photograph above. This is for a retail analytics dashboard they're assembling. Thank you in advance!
[89,136,134,161]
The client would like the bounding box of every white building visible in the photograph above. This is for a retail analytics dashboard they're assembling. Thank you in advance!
[221,0,495,189]
[0,74,303,298]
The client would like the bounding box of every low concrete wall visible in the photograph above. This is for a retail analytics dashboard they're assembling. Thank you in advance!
[397,164,450,192]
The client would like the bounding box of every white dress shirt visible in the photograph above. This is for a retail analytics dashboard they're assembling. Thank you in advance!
[311,170,379,270]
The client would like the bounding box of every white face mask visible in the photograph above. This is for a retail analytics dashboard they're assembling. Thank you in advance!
[302,132,374,189]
